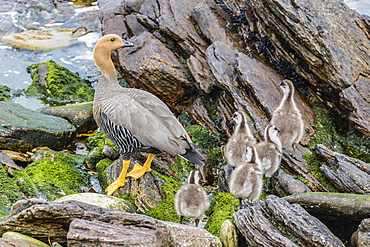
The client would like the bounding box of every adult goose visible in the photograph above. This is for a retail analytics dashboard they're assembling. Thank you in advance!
[93,34,205,195]
[271,79,304,156]
[175,169,207,226]
[224,111,256,167]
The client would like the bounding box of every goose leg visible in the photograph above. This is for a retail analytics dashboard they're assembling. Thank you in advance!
[105,159,130,196]
[127,153,154,179]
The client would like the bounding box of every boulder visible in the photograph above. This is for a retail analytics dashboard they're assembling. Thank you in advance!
[0,199,219,246]
[233,195,344,246]
[351,218,370,247]
[284,192,370,244]
[313,144,370,194]
[38,102,97,134]
[0,102,76,152]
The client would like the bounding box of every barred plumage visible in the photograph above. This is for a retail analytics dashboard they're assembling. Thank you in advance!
[100,112,141,158]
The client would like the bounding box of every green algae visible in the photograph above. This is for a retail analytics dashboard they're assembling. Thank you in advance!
[144,171,182,223]
[0,85,11,102]
[26,60,94,106]
[96,158,113,190]
[0,166,24,216]
[309,104,369,162]
[204,192,239,237]
[85,131,119,169]
[14,151,89,201]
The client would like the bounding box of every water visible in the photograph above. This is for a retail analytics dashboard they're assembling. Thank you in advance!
[345,0,370,16]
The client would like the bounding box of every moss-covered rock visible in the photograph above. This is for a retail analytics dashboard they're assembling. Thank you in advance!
[26,60,94,106]
[85,131,119,169]
[204,192,239,238]
[145,171,182,223]
[96,158,113,190]
[0,85,11,102]
[14,150,90,201]
[0,166,24,216]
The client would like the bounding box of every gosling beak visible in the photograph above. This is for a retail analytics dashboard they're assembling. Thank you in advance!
[122,39,134,47]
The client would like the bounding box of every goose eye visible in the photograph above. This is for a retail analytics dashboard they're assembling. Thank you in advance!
[110,38,115,42]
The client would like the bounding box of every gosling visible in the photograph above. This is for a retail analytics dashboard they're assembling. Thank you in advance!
[229,146,263,206]
[271,79,304,156]
[175,169,207,226]
[224,111,256,167]
[255,124,282,189]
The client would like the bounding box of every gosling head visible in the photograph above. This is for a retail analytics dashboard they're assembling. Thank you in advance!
[232,111,244,126]
[188,169,201,185]
[266,124,280,139]
[278,79,294,95]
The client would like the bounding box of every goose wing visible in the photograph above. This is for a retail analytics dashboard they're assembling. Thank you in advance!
[98,89,192,155]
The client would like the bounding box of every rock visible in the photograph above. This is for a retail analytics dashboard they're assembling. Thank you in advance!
[26,60,94,105]
[233,195,344,246]
[284,192,370,244]
[55,193,136,213]
[1,28,88,51]
[313,144,370,194]
[271,169,311,197]
[116,31,191,104]
[0,199,218,246]
[219,219,238,247]
[0,238,39,247]
[245,0,370,136]
[14,150,90,201]
[351,218,370,247]
[0,152,24,170]
[217,164,233,193]
[0,166,24,216]
[38,102,97,134]
[2,232,49,247]
[0,102,76,152]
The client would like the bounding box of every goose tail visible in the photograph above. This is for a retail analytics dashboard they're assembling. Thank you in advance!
[180,144,206,168]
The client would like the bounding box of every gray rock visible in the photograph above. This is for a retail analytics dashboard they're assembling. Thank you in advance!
[234,195,344,246]
[246,0,370,136]
[38,102,96,134]
[351,218,370,247]
[313,144,370,194]
[271,169,311,197]
[0,199,218,247]
[219,219,238,247]
[0,102,76,152]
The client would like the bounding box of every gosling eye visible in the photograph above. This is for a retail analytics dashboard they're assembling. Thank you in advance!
[110,38,115,42]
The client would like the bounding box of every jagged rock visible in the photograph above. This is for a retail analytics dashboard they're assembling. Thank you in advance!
[0,199,218,246]
[217,164,233,193]
[233,195,344,246]
[38,102,97,134]
[284,192,370,244]
[351,218,370,247]
[271,169,311,197]
[244,0,370,136]
[105,158,164,212]
[0,102,76,152]
[313,144,370,194]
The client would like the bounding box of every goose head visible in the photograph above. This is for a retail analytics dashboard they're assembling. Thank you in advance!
[93,34,133,78]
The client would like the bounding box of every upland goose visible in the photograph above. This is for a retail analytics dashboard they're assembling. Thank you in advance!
[255,124,282,189]
[229,146,263,205]
[271,79,304,156]
[224,111,256,167]
[93,34,205,196]
[175,169,207,226]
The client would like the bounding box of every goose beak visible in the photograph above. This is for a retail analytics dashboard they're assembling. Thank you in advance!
[122,39,134,47]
